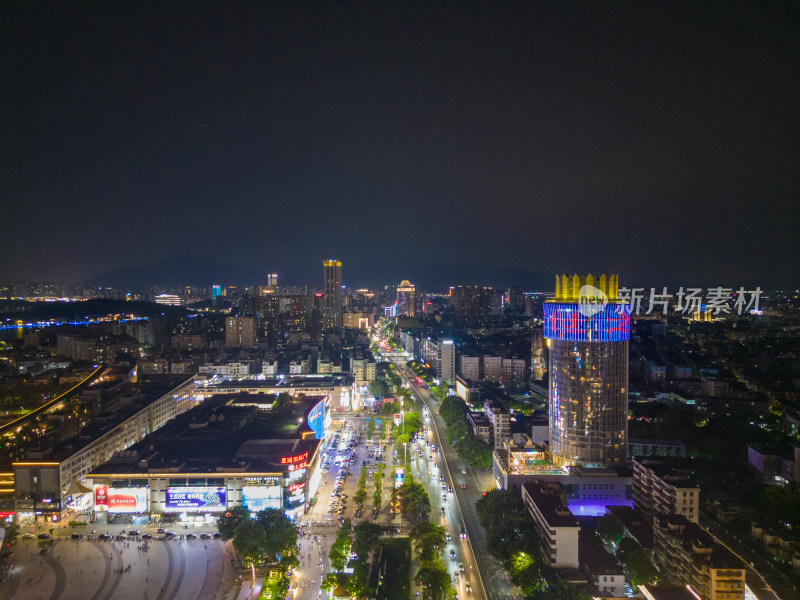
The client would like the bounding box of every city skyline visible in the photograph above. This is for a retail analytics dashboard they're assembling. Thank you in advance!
[1,4,798,288]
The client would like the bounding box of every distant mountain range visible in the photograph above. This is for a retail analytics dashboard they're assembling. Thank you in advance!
[83,256,554,292]
[82,256,266,289]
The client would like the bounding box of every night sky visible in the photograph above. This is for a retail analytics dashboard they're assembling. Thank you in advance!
[2,3,798,290]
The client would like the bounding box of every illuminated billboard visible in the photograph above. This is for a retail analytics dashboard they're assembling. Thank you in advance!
[94,485,149,513]
[242,486,282,512]
[307,399,326,439]
[394,467,405,488]
[543,303,630,342]
[165,487,227,512]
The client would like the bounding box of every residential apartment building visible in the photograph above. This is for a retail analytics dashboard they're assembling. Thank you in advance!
[225,316,256,349]
[521,481,580,568]
[484,399,511,449]
[633,457,700,523]
[459,355,480,381]
[438,340,456,384]
[466,412,492,444]
[653,514,745,600]
[502,357,529,386]
[483,356,502,382]
[199,362,251,377]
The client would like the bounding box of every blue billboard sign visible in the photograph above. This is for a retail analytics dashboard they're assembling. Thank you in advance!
[307,399,325,439]
[165,487,227,512]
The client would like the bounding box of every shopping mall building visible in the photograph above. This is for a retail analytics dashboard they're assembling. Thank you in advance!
[85,392,332,522]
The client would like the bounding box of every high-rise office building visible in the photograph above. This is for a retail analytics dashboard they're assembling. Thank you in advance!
[545,274,630,470]
[396,280,416,316]
[322,259,343,329]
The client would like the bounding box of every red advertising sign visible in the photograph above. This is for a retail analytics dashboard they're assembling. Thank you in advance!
[288,461,307,472]
[95,485,109,509]
[288,482,305,493]
[281,451,309,465]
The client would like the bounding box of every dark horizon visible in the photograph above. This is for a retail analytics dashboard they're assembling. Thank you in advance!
[2,4,798,289]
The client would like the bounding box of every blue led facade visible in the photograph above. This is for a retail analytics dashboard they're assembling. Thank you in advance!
[307,399,326,440]
[543,303,630,342]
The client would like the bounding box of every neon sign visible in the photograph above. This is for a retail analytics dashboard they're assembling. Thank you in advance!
[543,303,630,342]
[288,482,305,493]
[288,462,307,472]
[280,451,309,465]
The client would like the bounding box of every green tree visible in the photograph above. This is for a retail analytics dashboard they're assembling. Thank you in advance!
[410,521,446,562]
[329,519,352,571]
[476,490,539,561]
[366,418,375,439]
[616,537,640,563]
[254,508,298,562]
[597,514,624,544]
[4,521,19,545]
[399,480,431,524]
[417,559,456,600]
[454,435,493,468]
[440,396,468,425]
[626,548,660,587]
[369,379,389,398]
[233,519,267,570]
[217,505,250,541]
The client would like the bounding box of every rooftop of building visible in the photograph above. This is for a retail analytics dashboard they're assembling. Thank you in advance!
[522,481,580,528]
[22,374,194,463]
[467,411,491,426]
[633,457,699,488]
[88,392,321,475]
[655,514,745,570]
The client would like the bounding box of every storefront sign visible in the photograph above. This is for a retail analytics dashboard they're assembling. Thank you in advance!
[165,487,226,512]
[280,451,309,465]
[94,485,149,513]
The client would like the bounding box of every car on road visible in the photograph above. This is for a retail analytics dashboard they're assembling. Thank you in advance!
[129,530,140,536]
[465,583,472,593]
[442,494,447,501]
[185,533,197,540]
[458,563,465,572]
[453,571,459,581]
[450,549,456,559]
[37,533,51,540]
[200,532,211,539]
[460,484,466,489]
[142,534,153,540]
[99,534,111,540]
[441,507,446,514]
[213,532,221,539]
[71,533,83,540]
[22,533,34,539]
[459,527,467,538]
[157,527,167,533]
[445,532,451,541]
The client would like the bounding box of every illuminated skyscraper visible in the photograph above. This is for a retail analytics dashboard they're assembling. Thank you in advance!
[545,274,629,470]
[322,259,343,329]
[396,280,415,316]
